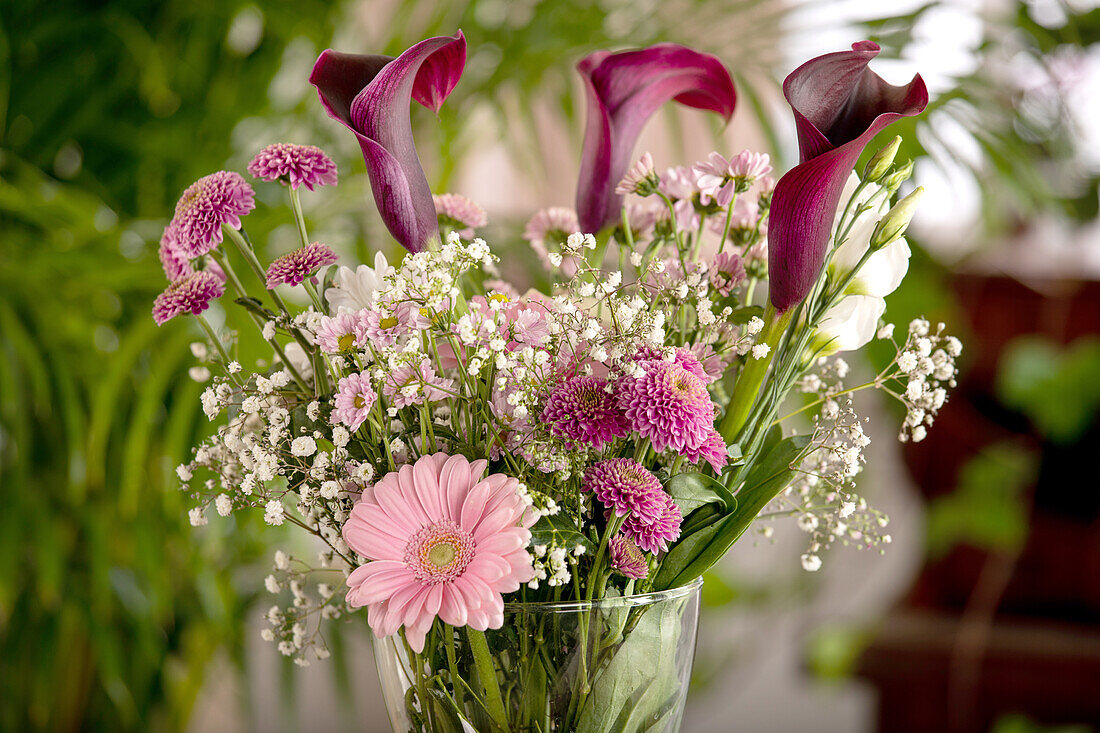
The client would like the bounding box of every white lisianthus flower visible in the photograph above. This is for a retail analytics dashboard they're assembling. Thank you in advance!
[325,252,392,314]
[828,173,911,298]
[812,295,886,355]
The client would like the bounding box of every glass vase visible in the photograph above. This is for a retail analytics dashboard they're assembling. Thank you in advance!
[373,578,703,733]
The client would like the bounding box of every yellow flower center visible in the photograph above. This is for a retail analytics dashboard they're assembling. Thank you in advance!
[428,541,457,568]
[338,332,356,351]
[379,316,399,329]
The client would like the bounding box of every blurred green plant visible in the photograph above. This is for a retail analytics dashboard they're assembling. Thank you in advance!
[996,336,1100,444]
[925,442,1035,557]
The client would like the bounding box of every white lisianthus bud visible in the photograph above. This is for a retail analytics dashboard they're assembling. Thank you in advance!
[871,187,923,250]
[863,135,901,182]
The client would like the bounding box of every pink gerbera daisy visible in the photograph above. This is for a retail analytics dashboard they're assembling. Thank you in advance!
[316,311,369,354]
[541,376,629,450]
[171,171,255,258]
[433,193,487,238]
[609,534,649,579]
[247,143,338,191]
[342,453,537,652]
[709,250,746,297]
[152,271,225,325]
[616,360,716,454]
[523,207,580,275]
[332,372,377,431]
[622,492,682,554]
[382,361,455,409]
[265,242,338,289]
[583,458,666,524]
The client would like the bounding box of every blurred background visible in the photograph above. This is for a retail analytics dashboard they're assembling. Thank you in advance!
[2,0,1099,731]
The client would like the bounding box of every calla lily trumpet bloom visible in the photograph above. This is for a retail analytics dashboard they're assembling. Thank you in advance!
[768,41,927,313]
[310,33,466,252]
[575,44,737,234]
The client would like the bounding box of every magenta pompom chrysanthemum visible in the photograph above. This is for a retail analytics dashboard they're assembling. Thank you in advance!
[433,193,487,238]
[609,534,649,579]
[616,359,716,454]
[341,453,537,652]
[583,458,666,524]
[152,271,225,325]
[158,223,192,281]
[265,242,338,289]
[171,171,255,258]
[622,492,682,554]
[247,143,338,191]
[681,429,729,474]
[541,375,629,450]
[333,372,377,432]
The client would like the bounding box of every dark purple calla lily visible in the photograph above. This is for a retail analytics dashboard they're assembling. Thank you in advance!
[310,32,466,252]
[575,44,737,234]
[768,41,928,313]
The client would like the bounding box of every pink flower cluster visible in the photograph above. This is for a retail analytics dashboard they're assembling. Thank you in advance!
[583,459,683,554]
[152,271,225,325]
[171,171,255,258]
[541,376,629,450]
[248,143,338,191]
[265,242,338,289]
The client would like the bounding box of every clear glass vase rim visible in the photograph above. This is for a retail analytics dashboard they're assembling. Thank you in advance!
[501,577,703,612]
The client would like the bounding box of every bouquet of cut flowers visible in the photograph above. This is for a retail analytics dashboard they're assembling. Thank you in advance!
[162,32,960,733]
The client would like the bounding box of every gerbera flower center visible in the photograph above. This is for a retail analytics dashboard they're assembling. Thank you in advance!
[405,520,475,584]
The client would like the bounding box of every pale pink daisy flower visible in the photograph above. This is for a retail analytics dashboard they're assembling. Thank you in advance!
[248,143,338,190]
[622,492,682,554]
[541,376,629,450]
[609,534,649,579]
[382,361,454,409]
[729,150,772,182]
[342,453,537,652]
[332,372,377,432]
[152,271,225,326]
[316,311,369,353]
[433,193,487,238]
[658,166,700,229]
[362,302,417,347]
[615,152,657,196]
[523,207,580,274]
[681,429,729,473]
[583,458,666,524]
[709,251,746,297]
[265,241,338,289]
[171,171,255,258]
[616,360,715,454]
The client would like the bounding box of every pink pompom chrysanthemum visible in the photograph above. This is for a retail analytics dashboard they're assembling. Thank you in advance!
[158,223,191,281]
[247,143,338,191]
[171,171,255,258]
[316,311,369,354]
[433,193,487,238]
[681,429,729,474]
[265,242,338,289]
[541,376,629,450]
[583,458,666,524]
[616,360,716,454]
[332,372,377,431]
[152,271,225,325]
[342,453,537,652]
[633,346,711,384]
[622,492,682,554]
[609,534,649,579]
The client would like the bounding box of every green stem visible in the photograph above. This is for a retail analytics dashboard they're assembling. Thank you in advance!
[718,304,792,442]
[443,624,464,713]
[717,193,738,255]
[288,186,311,249]
[466,629,508,730]
[195,314,235,378]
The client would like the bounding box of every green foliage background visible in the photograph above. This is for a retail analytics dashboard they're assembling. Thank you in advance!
[2,0,1097,729]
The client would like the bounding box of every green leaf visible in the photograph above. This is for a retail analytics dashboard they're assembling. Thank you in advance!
[664,472,733,515]
[654,431,811,590]
[529,512,593,553]
[727,305,765,326]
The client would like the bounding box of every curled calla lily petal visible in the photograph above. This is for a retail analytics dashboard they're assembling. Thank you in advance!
[575,44,737,234]
[768,41,927,313]
[310,32,466,252]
